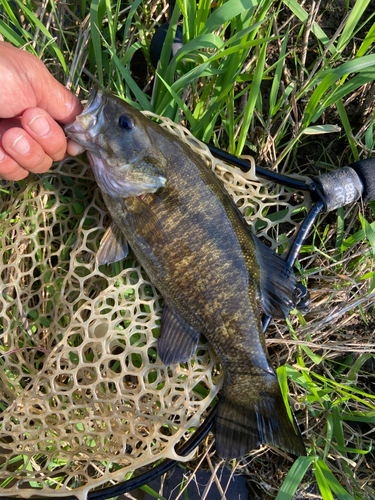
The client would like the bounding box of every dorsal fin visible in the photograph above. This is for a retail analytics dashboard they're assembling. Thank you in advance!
[251,234,297,318]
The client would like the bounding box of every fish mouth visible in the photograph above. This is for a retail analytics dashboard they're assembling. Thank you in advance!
[64,86,106,137]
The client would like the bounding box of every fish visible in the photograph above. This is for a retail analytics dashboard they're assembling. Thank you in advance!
[65,88,306,459]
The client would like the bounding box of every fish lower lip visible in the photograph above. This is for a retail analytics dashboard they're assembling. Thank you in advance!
[64,121,85,135]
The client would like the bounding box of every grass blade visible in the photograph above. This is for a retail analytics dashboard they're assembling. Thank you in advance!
[13,0,68,72]
[90,0,104,86]
[316,459,354,500]
[0,19,28,46]
[269,28,289,115]
[236,35,268,154]
[200,0,258,35]
[314,461,334,500]
[357,20,375,57]
[155,72,196,126]
[336,0,371,54]
[336,96,360,161]
[275,456,315,500]
[277,365,295,427]
[282,0,336,54]
[303,54,375,125]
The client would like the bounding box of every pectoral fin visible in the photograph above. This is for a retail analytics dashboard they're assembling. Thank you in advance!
[251,235,298,318]
[158,307,199,365]
[97,223,129,265]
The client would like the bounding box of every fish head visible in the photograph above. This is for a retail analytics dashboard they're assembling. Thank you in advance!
[65,87,167,198]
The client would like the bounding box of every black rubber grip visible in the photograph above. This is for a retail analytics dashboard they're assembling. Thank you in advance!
[312,166,363,212]
[349,158,375,203]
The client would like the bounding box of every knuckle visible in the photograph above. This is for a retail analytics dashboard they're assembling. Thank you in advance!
[0,159,28,181]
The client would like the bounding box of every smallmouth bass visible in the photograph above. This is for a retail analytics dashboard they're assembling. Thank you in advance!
[65,88,306,459]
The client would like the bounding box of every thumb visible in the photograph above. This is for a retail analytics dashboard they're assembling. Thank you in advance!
[35,77,83,124]
[1,42,83,124]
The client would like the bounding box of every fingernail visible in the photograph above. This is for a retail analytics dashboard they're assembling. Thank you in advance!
[10,134,30,155]
[67,140,86,156]
[28,114,51,137]
[0,149,6,161]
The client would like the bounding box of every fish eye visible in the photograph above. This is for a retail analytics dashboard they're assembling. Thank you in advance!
[118,114,134,130]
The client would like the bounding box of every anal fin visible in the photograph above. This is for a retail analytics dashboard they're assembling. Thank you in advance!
[97,222,129,265]
[158,307,199,365]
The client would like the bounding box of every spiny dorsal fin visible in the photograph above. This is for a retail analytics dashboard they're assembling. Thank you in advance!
[251,234,297,318]
[158,307,200,365]
[97,222,129,266]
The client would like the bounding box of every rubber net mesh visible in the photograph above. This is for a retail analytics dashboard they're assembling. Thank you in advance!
[0,113,309,499]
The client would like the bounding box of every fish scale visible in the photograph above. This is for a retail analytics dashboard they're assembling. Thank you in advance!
[65,87,306,459]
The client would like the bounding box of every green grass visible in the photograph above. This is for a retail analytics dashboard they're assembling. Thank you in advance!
[1,0,375,499]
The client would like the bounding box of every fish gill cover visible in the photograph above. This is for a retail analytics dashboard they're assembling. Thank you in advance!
[0,114,307,499]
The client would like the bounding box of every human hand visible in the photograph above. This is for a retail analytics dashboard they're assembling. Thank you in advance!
[0,42,84,180]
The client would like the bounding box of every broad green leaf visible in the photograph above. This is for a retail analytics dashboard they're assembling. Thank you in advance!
[175,0,187,18]
[195,0,212,35]
[140,485,168,500]
[334,445,371,455]
[334,100,357,160]
[334,207,345,259]
[332,406,345,448]
[275,456,315,500]
[316,459,354,500]
[304,55,375,125]
[200,0,258,34]
[0,0,34,48]
[365,121,374,151]
[302,125,341,135]
[277,365,295,427]
[314,461,334,500]
[342,220,375,250]
[359,212,375,252]
[153,3,181,108]
[156,61,212,116]
[0,19,27,46]
[347,353,375,381]
[357,20,375,57]
[175,34,224,62]
[310,372,375,409]
[319,71,375,111]
[301,346,322,365]
[207,35,279,63]
[342,413,375,423]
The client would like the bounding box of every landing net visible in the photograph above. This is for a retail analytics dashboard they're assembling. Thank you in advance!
[0,113,308,499]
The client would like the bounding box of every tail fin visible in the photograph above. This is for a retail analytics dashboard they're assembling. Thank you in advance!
[215,373,306,459]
